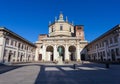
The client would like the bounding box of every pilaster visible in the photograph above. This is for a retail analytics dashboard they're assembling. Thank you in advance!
[76,44,81,61]
[0,31,7,63]
[35,48,39,61]
[15,42,19,62]
[42,45,46,61]
[54,44,58,61]
[104,42,108,60]
[65,44,69,61]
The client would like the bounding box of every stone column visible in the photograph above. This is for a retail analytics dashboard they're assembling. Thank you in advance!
[65,44,69,61]
[76,45,81,61]
[42,45,46,61]
[54,44,57,61]
[24,50,27,62]
[35,48,39,61]
[15,49,19,63]
[5,50,9,63]
[15,42,19,62]
[0,32,6,63]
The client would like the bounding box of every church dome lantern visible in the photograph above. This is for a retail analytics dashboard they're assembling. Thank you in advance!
[49,13,74,37]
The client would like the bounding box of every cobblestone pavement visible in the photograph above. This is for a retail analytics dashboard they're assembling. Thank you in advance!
[0,63,120,84]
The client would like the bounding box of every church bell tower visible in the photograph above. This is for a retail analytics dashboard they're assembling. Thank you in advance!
[75,25,85,40]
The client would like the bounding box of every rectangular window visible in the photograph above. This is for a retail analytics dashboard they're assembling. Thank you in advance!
[21,44,23,49]
[116,48,119,56]
[102,42,104,47]
[105,40,109,46]
[78,27,82,30]
[13,51,16,57]
[107,50,110,56]
[114,36,118,43]
[100,43,101,48]
[60,26,63,31]
[103,51,105,57]
[15,41,17,47]
[11,40,14,46]
[69,27,71,32]
[110,38,113,44]
[19,43,20,48]
[27,46,28,50]
[6,38,9,45]
[18,52,20,57]
[98,52,100,57]
[4,49,7,56]
[51,28,53,32]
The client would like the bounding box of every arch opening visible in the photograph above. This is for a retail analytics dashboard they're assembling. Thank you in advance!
[57,46,65,61]
[46,46,54,61]
[69,46,76,61]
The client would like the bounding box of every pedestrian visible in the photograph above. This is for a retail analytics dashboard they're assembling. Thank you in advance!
[73,64,77,69]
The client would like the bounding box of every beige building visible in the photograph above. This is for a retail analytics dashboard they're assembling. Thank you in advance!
[0,27,36,64]
[85,25,120,62]
[1,13,119,64]
[35,13,88,63]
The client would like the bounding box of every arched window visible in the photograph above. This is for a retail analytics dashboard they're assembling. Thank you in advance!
[51,27,53,32]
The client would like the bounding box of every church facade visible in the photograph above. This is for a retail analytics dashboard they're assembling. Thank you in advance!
[35,13,88,63]
[1,13,119,64]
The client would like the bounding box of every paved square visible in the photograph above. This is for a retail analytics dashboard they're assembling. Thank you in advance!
[0,63,120,84]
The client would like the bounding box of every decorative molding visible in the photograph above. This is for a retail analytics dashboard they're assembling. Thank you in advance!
[0,31,9,38]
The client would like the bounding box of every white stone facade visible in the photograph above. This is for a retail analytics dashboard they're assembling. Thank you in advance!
[1,13,119,64]
[35,13,88,63]
[0,27,36,64]
[85,25,120,62]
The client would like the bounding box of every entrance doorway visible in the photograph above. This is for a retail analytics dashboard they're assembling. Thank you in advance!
[8,51,12,62]
[46,46,54,61]
[69,46,76,61]
[38,54,42,61]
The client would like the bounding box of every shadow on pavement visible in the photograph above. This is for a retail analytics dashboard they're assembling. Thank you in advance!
[0,64,23,74]
[34,63,120,84]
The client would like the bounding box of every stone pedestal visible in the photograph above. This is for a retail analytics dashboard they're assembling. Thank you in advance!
[57,56,63,65]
